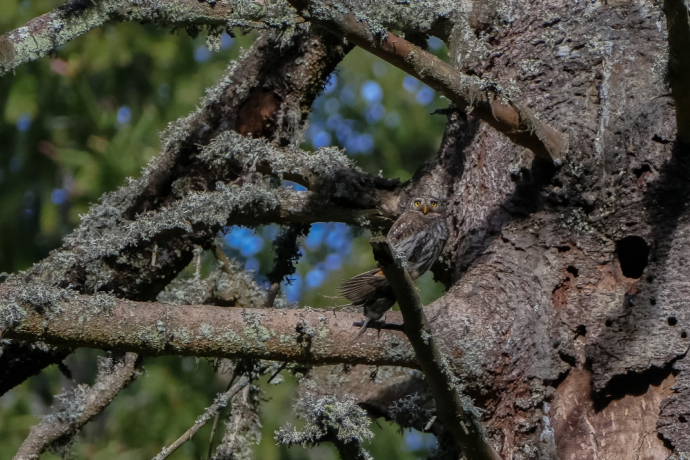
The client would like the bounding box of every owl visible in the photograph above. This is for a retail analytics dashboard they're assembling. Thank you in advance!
[340,197,449,341]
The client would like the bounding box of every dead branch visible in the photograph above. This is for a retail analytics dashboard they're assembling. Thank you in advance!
[287,0,566,162]
[0,340,71,396]
[370,237,501,460]
[0,0,300,76]
[210,380,261,460]
[265,224,311,307]
[152,375,251,460]
[0,282,415,368]
[13,353,140,460]
[0,28,355,393]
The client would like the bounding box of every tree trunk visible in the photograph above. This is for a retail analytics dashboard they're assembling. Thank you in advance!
[335,2,688,458]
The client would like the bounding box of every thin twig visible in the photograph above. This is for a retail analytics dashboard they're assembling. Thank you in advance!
[206,369,240,460]
[153,376,251,460]
[267,362,288,384]
[206,408,223,460]
[370,236,501,460]
[213,244,235,278]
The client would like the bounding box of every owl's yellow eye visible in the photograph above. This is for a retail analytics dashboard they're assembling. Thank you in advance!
[431,201,438,207]
[414,201,421,207]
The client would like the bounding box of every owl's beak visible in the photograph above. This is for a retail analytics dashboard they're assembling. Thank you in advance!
[422,204,428,214]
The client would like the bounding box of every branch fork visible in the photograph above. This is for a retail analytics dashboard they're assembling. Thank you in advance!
[369,236,501,460]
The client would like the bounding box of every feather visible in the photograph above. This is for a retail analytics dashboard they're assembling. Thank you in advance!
[339,269,384,304]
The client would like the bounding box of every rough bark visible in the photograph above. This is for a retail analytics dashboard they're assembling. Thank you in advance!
[3,0,690,458]
[298,2,690,458]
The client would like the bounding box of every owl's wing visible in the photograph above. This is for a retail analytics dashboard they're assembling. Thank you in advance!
[340,269,386,304]
[387,212,427,258]
[387,212,420,246]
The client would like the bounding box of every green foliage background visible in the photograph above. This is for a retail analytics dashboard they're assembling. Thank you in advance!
[0,1,448,458]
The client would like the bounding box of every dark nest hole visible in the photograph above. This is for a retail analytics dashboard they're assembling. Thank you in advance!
[615,236,649,279]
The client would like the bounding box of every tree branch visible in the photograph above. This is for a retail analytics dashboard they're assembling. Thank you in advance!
[13,352,140,460]
[370,237,500,460]
[0,282,415,368]
[200,131,399,205]
[265,224,311,308]
[663,0,690,145]
[153,375,251,460]
[276,393,374,460]
[210,375,262,460]
[0,340,71,396]
[0,0,296,76]
[288,0,566,163]
[2,27,352,393]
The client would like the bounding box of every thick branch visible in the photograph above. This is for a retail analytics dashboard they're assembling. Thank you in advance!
[370,237,500,460]
[0,0,234,75]
[0,283,414,368]
[664,0,690,144]
[289,0,566,162]
[0,0,300,76]
[13,353,140,460]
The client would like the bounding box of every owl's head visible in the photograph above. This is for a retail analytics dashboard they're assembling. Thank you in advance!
[409,197,444,215]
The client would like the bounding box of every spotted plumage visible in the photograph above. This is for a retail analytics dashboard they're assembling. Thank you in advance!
[340,197,449,341]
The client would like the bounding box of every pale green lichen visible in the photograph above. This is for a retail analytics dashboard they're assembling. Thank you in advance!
[0,36,15,70]
[0,281,74,327]
[199,323,214,339]
[219,330,239,344]
[242,310,274,343]
[212,382,263,460]
[0,303,27,330]
[276,393,373,459]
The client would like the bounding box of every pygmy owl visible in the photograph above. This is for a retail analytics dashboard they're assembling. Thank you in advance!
[340,196,449,341]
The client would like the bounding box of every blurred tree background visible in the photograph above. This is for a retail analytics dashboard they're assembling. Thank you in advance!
[0,1,449,458]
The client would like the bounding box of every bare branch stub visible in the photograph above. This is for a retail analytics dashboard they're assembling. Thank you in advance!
[369,236,500,460]
[288,0,566,163]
